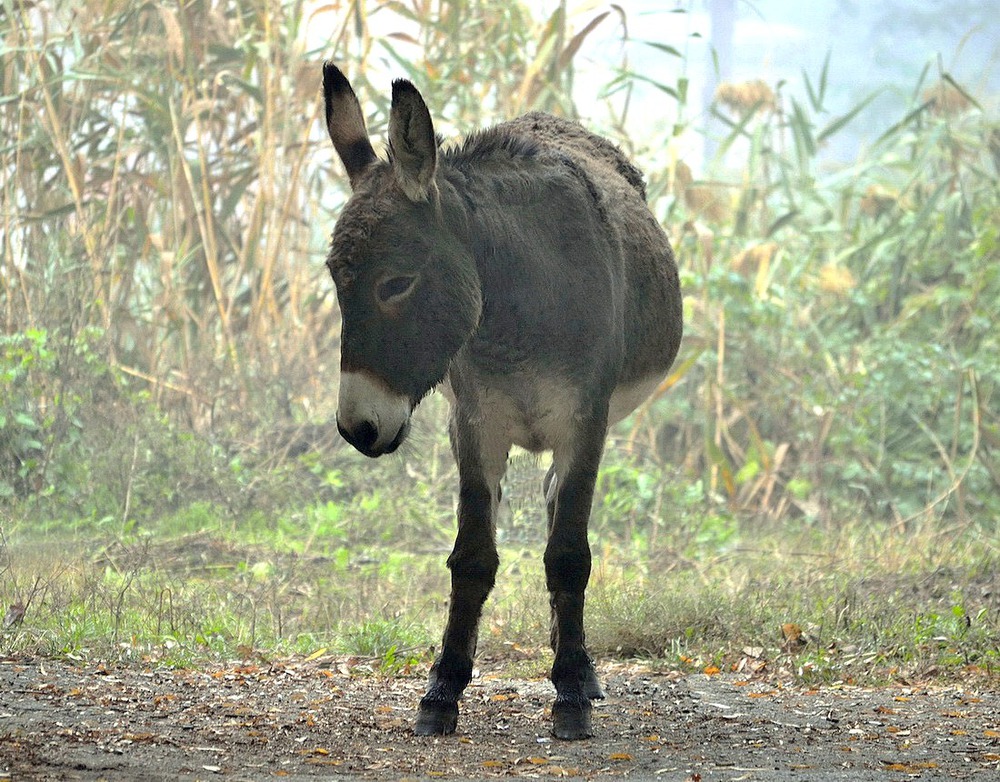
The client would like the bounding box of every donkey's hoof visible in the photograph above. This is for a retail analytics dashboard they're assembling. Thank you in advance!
[551,694,593,740]
[415,699,458,736]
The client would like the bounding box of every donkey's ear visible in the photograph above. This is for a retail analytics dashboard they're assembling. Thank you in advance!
[322,62,377,189]
[388,79,438,202]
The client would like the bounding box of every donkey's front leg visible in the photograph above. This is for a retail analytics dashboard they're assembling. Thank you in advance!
[545,418,607,740]
[416,417,505,736]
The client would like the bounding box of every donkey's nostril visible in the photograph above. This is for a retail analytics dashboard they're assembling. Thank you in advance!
[338,417,379,455]
[354,420,378,450]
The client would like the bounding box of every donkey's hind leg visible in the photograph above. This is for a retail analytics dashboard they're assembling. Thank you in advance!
[544,415,607,740]
[544,465,604,703]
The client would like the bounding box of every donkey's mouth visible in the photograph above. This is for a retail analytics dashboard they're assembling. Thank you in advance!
[337,415,410,457]
[337,369,413,457]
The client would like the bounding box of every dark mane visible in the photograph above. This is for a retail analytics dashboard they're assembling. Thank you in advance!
[442,113,646,201]
[443,124,541,170]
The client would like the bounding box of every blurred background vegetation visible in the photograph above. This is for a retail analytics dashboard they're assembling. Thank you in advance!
[1,0,998,672]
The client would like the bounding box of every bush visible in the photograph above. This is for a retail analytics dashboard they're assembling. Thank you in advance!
[632,72,1000,528]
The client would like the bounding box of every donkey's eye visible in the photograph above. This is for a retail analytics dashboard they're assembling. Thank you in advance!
[376,274,418,305]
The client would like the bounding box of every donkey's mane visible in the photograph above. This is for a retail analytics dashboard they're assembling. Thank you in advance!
[446,112,647,201]
[443,124,542,169]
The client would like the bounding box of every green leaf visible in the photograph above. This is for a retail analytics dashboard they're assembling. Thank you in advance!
[14,412,37,429]
[639,41,683,58]
[624,72,679,99]
[817,92,879,144]
[767,210,800,237]
[875,100,933,146]
[802,52,830,113]
[789,97,816,158]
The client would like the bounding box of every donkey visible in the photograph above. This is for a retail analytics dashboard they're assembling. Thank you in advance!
[321,63,682,740]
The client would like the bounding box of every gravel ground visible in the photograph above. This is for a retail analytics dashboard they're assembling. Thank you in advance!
[2,656,999,781]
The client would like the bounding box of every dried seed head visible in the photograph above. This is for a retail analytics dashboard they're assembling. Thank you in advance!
[923,79,973,116]
[860,184,898,218]
[714,80,776,114]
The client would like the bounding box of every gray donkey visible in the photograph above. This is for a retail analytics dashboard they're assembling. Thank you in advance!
[322,63,682,739]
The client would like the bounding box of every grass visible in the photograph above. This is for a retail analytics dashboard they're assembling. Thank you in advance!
[586,530,1000,683]
[3,494,998,685]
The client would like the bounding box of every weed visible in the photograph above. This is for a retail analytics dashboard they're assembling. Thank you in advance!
[339,618,431,672]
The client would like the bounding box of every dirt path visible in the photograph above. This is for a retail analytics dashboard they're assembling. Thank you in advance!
[2,655,998,781]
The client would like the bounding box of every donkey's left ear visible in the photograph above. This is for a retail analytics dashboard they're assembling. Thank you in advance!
[388,79,438,202]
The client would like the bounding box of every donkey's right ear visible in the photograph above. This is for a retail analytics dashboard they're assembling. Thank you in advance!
[322,63,378,188]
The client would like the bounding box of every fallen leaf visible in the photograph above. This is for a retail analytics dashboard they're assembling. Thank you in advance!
[882,761,937,772]
[781,623,807,649]
[609,753,633,761]
[703,665,720,676]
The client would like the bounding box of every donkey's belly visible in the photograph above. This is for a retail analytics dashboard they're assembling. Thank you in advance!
[442,369,665,454]
[608,372,664,425]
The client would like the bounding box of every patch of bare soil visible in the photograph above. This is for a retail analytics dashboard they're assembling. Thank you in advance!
[2,655,999,781]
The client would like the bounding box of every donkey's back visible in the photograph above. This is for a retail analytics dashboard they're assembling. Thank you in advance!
[452,111,682,417]
[505,112,649,199]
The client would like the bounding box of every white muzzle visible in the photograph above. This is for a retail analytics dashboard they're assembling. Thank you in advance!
[336,370,412,457]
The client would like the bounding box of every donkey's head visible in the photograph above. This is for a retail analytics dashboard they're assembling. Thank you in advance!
[323,64,482,457]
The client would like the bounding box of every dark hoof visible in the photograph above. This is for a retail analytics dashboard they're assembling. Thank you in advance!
[415,699,458,736]
[551,694,593,740]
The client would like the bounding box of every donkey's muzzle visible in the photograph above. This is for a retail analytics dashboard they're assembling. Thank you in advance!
[337,415,409,457]
[337,370,412,458]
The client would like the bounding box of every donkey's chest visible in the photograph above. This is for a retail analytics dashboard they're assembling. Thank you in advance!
[442,372,581,454]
